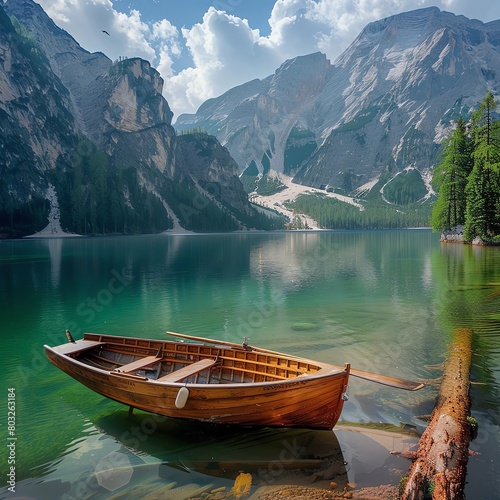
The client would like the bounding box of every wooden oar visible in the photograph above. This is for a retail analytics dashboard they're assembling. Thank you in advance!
[165,331,425,391]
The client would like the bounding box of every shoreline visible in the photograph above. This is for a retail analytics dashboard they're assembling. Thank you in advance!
[2,227,435,241]
[440,225,500,246]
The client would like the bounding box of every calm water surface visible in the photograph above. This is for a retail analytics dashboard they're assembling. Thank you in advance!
[0,231,498,499]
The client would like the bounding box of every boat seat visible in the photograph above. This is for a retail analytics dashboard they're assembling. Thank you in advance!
[55,340,106,356]
[113,355,161,373]
[157,358,217,382]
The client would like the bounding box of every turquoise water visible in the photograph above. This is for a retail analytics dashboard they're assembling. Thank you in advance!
[0,231,498,499]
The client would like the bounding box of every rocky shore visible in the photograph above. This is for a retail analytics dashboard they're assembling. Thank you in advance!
[248,483,399,499]
[440,225,465,243]
[440,225,500,245]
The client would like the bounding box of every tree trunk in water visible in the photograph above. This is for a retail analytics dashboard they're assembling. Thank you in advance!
[401,328,473,500]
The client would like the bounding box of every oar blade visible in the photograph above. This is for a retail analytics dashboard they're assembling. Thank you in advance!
[350,369,425,391]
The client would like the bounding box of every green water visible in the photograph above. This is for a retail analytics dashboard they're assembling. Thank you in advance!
[0,231,498,499]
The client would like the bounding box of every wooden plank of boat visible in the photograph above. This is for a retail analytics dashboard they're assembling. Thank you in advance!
[113,355,161,373]
[53,339,106,356]
[165,331,425,391]
[156,358,218,382]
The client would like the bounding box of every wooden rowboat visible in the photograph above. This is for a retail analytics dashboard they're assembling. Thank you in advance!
[44,331,351,430]
[45,331,424,429]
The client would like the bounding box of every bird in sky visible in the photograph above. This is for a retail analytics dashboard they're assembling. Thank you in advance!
[102,30,110,36]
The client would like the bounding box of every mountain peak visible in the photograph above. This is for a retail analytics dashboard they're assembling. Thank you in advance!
[269,52,331,110]
[176,7,500,198]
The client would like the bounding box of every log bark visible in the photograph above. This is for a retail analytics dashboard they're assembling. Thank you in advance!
[401,328,473,500]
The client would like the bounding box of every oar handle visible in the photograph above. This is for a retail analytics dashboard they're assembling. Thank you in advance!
[165,331,425,391]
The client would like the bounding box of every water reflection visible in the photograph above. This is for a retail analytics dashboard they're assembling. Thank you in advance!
[95,412,346,480]
[248,232,381,292]
[432,243,500,417]
[5,411,422,499]
[6,414,348,500]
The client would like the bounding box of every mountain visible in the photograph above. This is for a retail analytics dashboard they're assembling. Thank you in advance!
[176,7,500,205]
[0,0,280,237]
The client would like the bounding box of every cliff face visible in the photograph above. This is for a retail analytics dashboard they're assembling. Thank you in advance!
[0,0,273,236]
[98,58,177,176]
[176,8,500,201]
[176,133,253,217]
[177,52,332,177]
[0,4,77,204]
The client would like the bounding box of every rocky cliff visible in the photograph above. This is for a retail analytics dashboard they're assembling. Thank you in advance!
[0,0,276,236]
[0,4,77,204]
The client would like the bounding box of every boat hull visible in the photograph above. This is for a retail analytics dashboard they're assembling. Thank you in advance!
[44,335,350,430]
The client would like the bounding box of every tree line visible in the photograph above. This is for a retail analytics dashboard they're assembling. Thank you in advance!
[54,139,171,235]
[431,92,500,242]
[285,194,431,230]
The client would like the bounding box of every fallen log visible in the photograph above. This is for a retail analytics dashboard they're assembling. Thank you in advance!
[401,328,474,500]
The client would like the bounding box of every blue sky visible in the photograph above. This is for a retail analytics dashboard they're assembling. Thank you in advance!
[116,0,276,36]
[109,0,278,73]
[36,1,500,120]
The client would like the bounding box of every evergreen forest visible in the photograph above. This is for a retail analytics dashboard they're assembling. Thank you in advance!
[431,92,500,243]
[285,194,431,230]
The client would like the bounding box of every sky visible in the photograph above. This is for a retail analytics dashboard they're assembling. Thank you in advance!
[35,0,500,121]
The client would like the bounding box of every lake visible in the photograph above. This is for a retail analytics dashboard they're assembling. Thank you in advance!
[0,230,498,499]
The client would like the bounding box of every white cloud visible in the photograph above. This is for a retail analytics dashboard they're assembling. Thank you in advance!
[162,8,282,117]
[36,0,500,119]
[37,0,177,71]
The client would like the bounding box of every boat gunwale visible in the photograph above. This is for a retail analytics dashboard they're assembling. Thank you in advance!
[43,343,349,389]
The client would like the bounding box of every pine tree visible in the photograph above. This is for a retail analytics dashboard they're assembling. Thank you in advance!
[431,117,473,231]
[464,92,500,241]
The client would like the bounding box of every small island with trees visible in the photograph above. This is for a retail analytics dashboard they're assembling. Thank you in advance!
[431,92,500,244]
